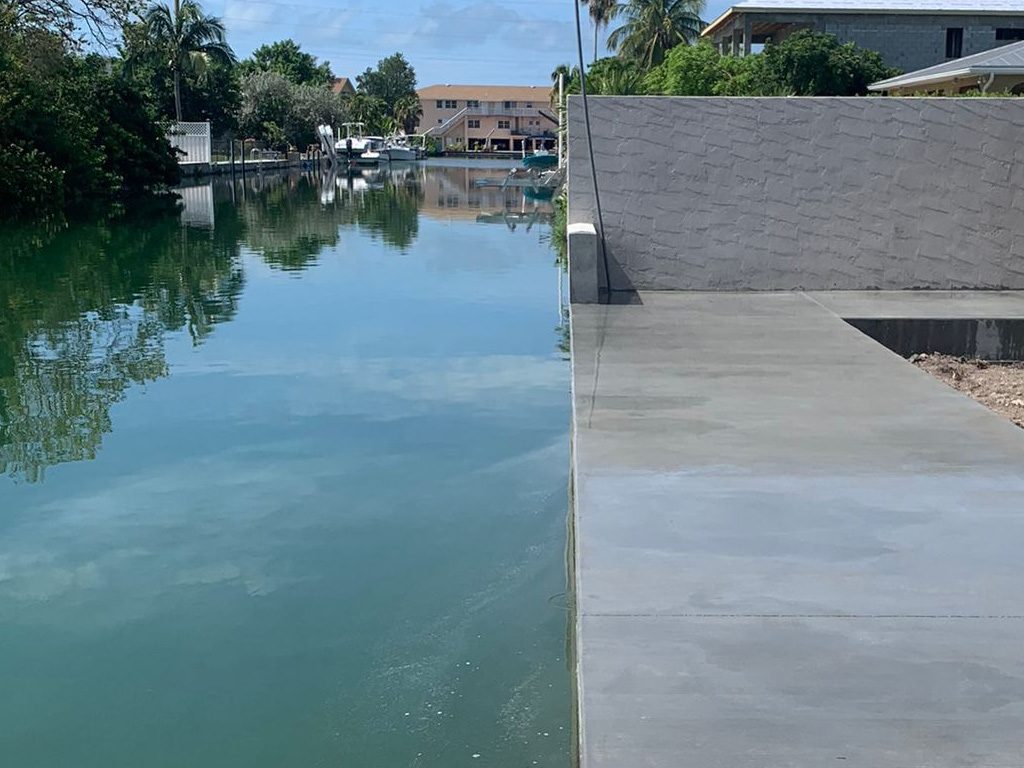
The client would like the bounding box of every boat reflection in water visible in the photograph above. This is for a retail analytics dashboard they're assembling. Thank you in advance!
[334,160,557,231]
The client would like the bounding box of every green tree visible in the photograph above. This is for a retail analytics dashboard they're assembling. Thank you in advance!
[644,41,721,94]
[346,92,389,135]
[392,93,422,134]
[136,0,235,121]
[608,0,706,69]
[5,0,140,46]
[239,39,333,86]
[237,70,292,145]
[759,30,897,96]
[121,19,240,134]
[356,52,417,115]
[238,71,347,149]
[644,41,764,95]
[291,82,348,147]
[555,58,641,98]
[1,12,178,218]
[581,0,620,62]
[645,33,895,96]
[586,56,646,94]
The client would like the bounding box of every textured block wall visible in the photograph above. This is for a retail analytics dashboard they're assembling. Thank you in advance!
[567,96,1024,292]
[774,14,1024,73]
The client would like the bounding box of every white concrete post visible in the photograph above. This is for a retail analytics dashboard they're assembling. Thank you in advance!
[568,222,601,303]
[558,72,565,167]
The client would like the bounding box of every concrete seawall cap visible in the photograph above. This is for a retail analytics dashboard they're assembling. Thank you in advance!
[568,223,600,304]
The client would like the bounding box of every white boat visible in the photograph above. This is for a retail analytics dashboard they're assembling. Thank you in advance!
[381,135,420,162]
[335,123,385,159]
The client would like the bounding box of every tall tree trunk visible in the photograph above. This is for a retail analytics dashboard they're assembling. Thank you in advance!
[594,21,600,62]
[173,69,183,122]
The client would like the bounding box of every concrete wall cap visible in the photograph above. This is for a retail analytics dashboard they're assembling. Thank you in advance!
[567,222,597,235]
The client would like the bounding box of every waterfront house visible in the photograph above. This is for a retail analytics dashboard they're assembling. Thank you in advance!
[869,39,1024,94]
[703,0,1024,73]
[416,84,557,153]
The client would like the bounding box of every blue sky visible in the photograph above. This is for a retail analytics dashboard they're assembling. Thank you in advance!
[200,0,735,87]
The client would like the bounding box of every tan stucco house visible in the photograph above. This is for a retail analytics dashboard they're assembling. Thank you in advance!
[417,84,556,152]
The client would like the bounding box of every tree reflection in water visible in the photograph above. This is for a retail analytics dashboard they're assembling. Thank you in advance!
[0,167,445,481]
[0,213,244,482]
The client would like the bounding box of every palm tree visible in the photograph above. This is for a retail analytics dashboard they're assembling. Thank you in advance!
[581,0,621,63]
[140,0,235,121]
[392,94,422,135]
[608,0,705,69]
[550,63,576,107]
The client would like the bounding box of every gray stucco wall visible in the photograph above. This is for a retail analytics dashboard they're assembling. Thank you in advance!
[710,14,1024,74]
[567,96,1024,293]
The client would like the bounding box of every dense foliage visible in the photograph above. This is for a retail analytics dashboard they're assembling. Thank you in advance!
[134,0,235,121]
[583,32,900,98]
[356,53,418,118]
[238,71,347,149]
[0,12,179,219]
[608,0,706,69]
[4,0,141,45]
[239,39,333,86]
[121,19,240,135]
[757,30,896,96]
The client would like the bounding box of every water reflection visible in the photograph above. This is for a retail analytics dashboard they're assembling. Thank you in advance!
[0,163,556,483]
[0,162,570,768]
[0,217,243,482]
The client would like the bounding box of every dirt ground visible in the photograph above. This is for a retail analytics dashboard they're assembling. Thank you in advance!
[912,354,1024,429]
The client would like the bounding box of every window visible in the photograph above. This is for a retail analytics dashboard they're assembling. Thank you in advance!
[437,119,443,124]
[468,119,480,128]
[996,28,1024,41]
[497,120,511,129]
[436,100,443,108]
[466,100,480,108]
[946,27,963,58]
[526,102,533,108]
[444,99,458,109]
[503,101,517,109]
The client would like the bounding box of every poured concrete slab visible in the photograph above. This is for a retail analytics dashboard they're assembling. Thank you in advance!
[808,290,1024,319]
[571,291,1024,768]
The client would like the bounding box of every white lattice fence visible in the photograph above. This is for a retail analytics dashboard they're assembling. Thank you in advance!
[167,121,211,164]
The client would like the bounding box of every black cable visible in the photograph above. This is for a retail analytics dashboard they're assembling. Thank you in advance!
[572,0,611,302]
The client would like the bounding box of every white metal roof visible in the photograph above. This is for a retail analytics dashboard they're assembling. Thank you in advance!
[869,39,1024,89]
[704,1,1024,37]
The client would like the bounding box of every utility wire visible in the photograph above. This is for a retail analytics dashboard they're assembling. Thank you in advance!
[572,0,610,302]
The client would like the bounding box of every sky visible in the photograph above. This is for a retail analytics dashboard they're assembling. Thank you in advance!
[199,0,735,87]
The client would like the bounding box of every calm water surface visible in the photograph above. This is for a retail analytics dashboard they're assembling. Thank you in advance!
[0,162,571,767]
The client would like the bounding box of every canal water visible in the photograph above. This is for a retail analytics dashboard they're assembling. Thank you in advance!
[0,162,571,768]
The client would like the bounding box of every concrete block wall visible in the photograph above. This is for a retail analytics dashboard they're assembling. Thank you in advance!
[746,14,1024,74]
[567,96,1024,295]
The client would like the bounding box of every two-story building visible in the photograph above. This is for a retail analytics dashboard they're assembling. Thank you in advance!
[703,1,1024,74]
[417,84,557,153]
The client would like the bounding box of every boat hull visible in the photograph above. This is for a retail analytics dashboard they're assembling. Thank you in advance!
[522,154,558,170]
[383,147,419,162]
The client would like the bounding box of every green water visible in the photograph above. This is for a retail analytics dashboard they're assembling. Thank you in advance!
[0,163,571,768]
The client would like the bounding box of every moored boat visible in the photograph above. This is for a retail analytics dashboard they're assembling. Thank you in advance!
[521,150,558,170]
